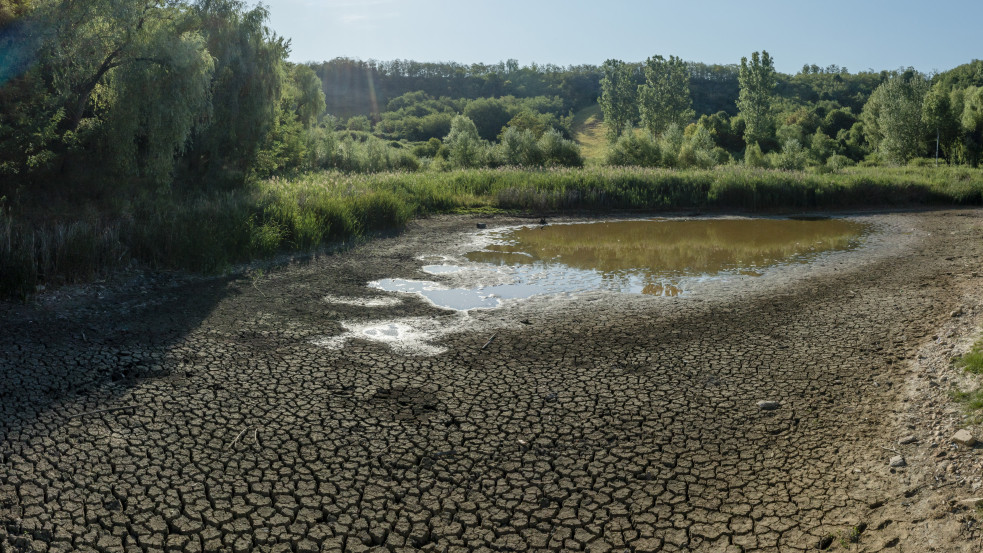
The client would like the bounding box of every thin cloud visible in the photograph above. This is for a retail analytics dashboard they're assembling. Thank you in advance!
[340,13,369,24]
[335,3,399,29]
[298,0,396,7]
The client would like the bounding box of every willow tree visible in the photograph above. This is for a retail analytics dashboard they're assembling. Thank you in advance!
[0,0,214,187]
[637,55,694,137]
[862,71,930,164]
[444,115,486,168]
[252,63,327,176]
[737,51,776,147]
[290,64,326,128]
[184,0,289,181]
[99,22,214,184]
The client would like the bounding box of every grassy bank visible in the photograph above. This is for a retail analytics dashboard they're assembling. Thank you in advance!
[3,165,983,299]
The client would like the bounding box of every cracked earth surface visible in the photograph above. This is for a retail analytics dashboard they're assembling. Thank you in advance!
[3,210,983,552]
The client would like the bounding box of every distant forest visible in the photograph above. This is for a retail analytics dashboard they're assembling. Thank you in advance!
[308,56,983,170]
[311,57,869,120]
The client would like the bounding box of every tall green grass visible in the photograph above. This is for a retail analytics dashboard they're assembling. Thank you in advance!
[3,164,983,299]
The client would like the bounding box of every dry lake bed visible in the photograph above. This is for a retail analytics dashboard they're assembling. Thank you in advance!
[3,209,983,552]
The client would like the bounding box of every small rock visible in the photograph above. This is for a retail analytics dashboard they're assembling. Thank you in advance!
[757,400,780,411]
[899,435,917,445]
[889,455,907,468]
[953,429,976,446]
[476,223,487,229]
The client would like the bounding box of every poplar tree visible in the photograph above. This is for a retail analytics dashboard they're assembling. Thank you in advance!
[598,59,638,142]
[637,55,694,137]
[737,51,776,147]
[921,82,961,162]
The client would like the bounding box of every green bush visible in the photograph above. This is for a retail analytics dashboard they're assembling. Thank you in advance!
[909,157,940,167]
[444,115,491,168]
[538,130,584,167]
[500,127,543,166]
[776,139,807,171]
[346,115,372,131]
[826,154,855,171]
[335,135,421,173]
[658,124,685,168]
[607,133,662,167]
[744,142,768,168]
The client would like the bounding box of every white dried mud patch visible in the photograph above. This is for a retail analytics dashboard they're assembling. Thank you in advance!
[321,293,403,308]
[312,300,530,355]
[312,315,471,356]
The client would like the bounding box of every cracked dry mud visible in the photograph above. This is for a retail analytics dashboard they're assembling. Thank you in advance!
[3,210,983,552]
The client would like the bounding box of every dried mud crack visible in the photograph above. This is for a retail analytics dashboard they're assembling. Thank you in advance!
[3,210,983,552]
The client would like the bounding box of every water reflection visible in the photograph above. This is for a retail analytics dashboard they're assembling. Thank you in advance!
[373,217,868,309]
[467,218,866,280]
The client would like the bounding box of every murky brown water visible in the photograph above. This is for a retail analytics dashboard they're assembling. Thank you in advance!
[468,217,866,280]
[373,217,869,310]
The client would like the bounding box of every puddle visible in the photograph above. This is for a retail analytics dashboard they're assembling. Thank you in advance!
[373,218,869,310]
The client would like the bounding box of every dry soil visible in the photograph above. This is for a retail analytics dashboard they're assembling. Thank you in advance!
[3,209,983,552]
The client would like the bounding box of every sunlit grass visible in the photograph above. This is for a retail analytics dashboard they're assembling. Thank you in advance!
[570,105,608,164]
[570,104,651,165]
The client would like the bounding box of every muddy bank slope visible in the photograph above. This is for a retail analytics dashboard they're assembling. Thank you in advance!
[2,210,983,552]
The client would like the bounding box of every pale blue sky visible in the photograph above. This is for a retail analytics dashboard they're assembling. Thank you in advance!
[264,0,982,74]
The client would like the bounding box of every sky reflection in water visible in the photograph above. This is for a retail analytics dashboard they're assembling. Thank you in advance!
[372,218,868,310]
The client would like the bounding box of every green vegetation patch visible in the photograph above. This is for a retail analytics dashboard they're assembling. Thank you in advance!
[953,336,983,413]
[957,343,983,375]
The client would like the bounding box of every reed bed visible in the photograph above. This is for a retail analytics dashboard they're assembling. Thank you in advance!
[3,165,981,298]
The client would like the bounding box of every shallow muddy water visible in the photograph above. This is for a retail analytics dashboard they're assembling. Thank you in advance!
[372,217,869,310]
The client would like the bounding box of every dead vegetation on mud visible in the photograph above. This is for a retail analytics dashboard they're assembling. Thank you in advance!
[2,210,983,552]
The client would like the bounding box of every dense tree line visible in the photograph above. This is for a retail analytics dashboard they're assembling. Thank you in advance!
[317,53,983,169]
[596,51,983,169]
[3,0,983,211]
[310,57,603,119]
[0,0,325,201]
